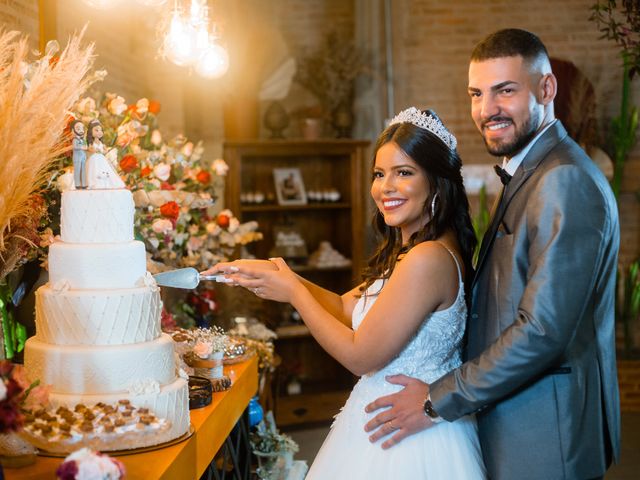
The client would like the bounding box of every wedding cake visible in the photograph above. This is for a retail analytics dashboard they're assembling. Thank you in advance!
[23,188,190,453]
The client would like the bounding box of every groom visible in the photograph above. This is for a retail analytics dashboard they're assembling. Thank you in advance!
[365,29,621,479]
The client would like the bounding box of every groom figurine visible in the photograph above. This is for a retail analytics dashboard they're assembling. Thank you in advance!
[365,29,620,480]
[71,119,88,189]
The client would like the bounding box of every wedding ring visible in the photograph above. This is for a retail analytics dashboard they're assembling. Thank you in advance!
[253,287,261,295]
[388,421,396,431]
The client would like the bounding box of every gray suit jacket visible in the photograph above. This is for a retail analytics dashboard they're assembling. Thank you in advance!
[430,122,621,480]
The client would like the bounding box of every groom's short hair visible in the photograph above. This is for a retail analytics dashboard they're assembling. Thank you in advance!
[471,29,550,67]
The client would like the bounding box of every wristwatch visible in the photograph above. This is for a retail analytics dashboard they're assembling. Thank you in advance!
[423,396,442,423]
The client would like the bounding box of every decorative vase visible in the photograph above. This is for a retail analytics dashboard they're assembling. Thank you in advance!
[264,101,289,139]
[248,395,264,428]
[300,118,323,140]
[331,102,354,138]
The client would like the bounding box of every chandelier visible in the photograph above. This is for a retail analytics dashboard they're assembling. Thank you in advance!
[81,0,230,79]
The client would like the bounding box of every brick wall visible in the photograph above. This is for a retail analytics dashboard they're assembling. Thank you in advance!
[388,0,639,266]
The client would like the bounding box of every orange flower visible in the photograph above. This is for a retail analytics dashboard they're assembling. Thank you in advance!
[217,213,230,228]
[148,100,161,114]
[196,170,211,184]
[119,154,138,173]
[160,201,180,220]
[140,166,152,177]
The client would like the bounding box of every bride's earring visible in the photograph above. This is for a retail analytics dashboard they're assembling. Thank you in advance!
[431,193,439,218]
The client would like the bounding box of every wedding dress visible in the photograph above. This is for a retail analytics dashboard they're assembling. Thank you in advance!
[306,248,486,479]
[86,146,125,189]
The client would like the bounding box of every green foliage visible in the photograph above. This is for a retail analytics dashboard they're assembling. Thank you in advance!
[620,259,640,356]
[472,184,490,266]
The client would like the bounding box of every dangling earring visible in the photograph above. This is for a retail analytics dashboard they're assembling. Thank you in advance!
[430,193,439,218]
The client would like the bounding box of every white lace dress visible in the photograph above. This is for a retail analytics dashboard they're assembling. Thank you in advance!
[306,252,486,479]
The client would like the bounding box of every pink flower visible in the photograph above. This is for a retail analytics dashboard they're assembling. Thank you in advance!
[211,158,229,176]
[107,94,127,115]
[193,341,214,359]
[152,218,174,234]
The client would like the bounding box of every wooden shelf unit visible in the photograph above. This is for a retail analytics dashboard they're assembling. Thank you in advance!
[223,139,369,426]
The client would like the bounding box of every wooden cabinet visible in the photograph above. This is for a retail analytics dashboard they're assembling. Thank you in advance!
[223,139,370,426]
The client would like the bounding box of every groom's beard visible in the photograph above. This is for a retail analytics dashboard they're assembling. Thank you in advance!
[481,110,541,158]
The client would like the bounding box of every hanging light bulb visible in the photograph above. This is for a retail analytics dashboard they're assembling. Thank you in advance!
[82,0,124,8]
[162,4,199,66]
[196,41,229,79]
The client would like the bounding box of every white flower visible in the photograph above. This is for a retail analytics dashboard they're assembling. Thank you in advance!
[0,380,7,402]
[211,158,229,176]
[206,222,220,235]
[107,94,127,115]
[136,98,149,115]
[148,237,160,249]
[77,97,97,115]
[57,171,75,192]
[181,142,194,157]
[228,217,240,233]
[152,218,173,234]
[153,163,171,181]
[151,129,162,146]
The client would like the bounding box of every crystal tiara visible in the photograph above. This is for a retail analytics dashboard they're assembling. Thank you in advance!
[389,107,457,151]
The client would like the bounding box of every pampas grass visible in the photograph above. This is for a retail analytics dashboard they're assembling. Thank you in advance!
[0,28,95,282]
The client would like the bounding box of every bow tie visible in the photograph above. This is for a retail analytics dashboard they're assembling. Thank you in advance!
[494,165,512,185]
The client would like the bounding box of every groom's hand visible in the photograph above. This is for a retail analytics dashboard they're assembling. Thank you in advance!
[364,374,432,449]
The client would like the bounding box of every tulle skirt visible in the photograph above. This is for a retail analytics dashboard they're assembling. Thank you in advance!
[306,383,486,479]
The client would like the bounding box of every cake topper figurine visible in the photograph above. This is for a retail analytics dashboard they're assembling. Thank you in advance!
[71,120,88,189]
[85,119,125,189]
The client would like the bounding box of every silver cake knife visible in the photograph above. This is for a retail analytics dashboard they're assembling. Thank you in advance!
[153,267,228,289]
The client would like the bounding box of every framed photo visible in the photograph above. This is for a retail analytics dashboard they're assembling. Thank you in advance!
[273,168,307,205]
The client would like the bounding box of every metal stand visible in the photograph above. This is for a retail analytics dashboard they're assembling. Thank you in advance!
[200,408,252,480]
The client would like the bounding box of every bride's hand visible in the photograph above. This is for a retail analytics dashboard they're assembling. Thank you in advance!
[363,375,433,449]
[201,259,278,284]
[217,257,302,303]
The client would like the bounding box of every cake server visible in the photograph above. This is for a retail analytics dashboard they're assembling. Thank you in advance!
[153,267,228,289]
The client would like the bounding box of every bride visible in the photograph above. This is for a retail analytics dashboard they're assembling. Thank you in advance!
[205,108,486,479]
[85,119,125,190]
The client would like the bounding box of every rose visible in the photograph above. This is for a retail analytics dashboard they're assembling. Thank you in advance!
[196,170,211,184]
[160,201,180,221]
[136,98,149,116]
[152,218,173,234]
[119,154,138,173]
[107,94,127,115]
[148,99,161,114]
[140,166,152,177]
[193,341,214,358]
[217,213,230,228]
[211,158,229,176]
[153,163,171,181]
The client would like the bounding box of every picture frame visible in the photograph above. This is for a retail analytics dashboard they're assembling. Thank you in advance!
[273,168,307,205]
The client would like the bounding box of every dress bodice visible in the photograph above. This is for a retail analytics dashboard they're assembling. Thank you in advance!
[352,249,466,385]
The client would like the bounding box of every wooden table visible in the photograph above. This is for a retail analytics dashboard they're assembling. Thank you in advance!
[5,355,259,480]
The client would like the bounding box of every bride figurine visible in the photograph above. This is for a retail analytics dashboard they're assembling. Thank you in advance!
[85,119,125,189]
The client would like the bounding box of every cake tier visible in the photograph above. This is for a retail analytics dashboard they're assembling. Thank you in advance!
[24,334,175,394]
[35,284,161,345]
[61,189,134,243]
[25,377,189,453]
[48,240,146,289]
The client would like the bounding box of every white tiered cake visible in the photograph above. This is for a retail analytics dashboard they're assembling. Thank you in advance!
[23,188,189,453]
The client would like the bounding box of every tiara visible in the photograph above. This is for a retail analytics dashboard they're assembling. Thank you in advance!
[389,107,457,151]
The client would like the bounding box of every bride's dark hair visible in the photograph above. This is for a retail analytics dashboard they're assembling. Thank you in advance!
[361,110,477,298]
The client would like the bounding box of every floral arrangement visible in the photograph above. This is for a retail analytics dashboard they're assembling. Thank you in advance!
[40,91,262,273]
[190,326,228,357]
[250,411,298,455]
[56,447,125,480]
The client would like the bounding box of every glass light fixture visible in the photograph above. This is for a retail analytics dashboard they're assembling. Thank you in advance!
[195,40,229,79]
[162,4,199,66]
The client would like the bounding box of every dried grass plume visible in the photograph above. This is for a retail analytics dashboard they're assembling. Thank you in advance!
[0,29,95,281]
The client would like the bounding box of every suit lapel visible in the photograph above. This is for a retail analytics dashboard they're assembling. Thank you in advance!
[472,121,569,289]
